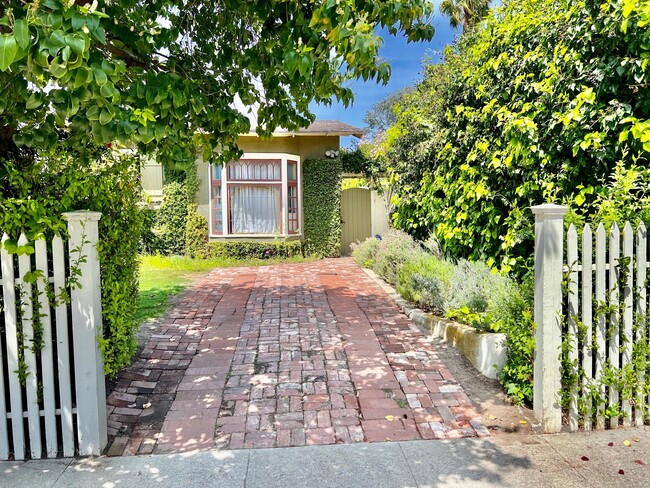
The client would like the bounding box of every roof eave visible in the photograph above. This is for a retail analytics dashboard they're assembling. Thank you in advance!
[241,131,364,139]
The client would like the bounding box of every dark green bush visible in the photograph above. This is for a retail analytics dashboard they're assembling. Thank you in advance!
[303,158,342,257]
[494,274,535,406]
[208,240,303,260]
[139,206,159,254]
[185,204,209,258]
[0,150,142,377]
[154,181,188,255]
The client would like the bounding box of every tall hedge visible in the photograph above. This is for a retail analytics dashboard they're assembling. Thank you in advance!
[154,181,189,255]
[0,151,142,377]
[303,158,342,257]
[389,0,650,273]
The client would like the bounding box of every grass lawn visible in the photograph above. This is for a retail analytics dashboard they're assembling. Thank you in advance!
[136,254,311,323]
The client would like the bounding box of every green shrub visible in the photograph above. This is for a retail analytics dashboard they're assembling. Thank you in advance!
[0,150,142,377]
[351,236,381,268]
[445,260,494,314]
[140,206,159,254]
[372,230,425,285]
[397,255,454,314]
[303,158,342,257]
[494,274,535,406]
[154,181,188,255]
[208,240,303,260]
[185,204,209,258]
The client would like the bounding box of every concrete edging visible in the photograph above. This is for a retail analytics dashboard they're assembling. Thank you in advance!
[362,267,506,380]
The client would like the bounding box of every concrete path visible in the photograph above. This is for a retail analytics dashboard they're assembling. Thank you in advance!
[3,428,650,487]
[104,259,486,456]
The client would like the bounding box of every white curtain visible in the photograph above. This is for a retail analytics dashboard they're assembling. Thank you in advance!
[231,185,281,233]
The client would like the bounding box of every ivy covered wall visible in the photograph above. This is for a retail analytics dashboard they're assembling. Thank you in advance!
[303,158,342,257]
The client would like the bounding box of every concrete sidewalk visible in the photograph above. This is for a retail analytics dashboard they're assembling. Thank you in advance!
[3,428,649,488]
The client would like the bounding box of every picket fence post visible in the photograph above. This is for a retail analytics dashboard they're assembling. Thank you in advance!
[531,204,567,433]
[63,211,107,456]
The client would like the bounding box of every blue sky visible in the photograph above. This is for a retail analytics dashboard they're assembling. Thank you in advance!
[310,7,459,145]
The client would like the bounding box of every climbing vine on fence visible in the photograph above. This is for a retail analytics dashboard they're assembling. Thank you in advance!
[560,224,650,428]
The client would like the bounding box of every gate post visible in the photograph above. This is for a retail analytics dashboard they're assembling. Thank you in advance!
[64,211,107,455]
[531,204,567,433]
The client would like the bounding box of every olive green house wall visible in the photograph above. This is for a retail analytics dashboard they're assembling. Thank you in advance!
[195,135,340,238]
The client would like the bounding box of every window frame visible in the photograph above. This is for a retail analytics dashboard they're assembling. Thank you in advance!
[209,153,302,238]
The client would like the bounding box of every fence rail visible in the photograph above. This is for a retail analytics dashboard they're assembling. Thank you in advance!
[0,211,106,460]
[533,204,650,432]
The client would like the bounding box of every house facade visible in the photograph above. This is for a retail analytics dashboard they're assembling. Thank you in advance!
[142,120,365,241]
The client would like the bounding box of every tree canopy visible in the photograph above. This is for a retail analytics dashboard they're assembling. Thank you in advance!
[0,0,435,167]
[363,86,413,139]
[439,0,492,32]
[387,0,650,272]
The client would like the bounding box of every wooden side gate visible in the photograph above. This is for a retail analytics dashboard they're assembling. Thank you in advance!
[341,188,372,255]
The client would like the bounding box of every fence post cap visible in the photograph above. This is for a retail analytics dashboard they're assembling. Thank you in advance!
[62,211,102,222]
[531,203,568,217]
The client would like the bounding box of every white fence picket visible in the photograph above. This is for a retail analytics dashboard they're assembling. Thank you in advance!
[636,223,647,426]
[581,224,593,431]
[1,234,25,460]
[567,224,579,431]
[608,224,620,428]
[52,234,74,457]
[595,223,607,429]
[35,238,58,457]
[0,274,8,459]
[17,234,42,458]
[622,223,634,426]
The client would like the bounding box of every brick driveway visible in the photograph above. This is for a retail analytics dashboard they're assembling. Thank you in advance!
[105,258,488,455]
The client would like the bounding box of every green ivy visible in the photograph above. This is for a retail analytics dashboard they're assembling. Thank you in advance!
[303,158,342,257]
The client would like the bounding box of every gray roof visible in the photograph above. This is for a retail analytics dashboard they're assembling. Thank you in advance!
[244,120,364,138]
[296,120,364,138]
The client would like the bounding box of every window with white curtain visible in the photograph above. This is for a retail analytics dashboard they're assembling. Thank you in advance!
[230,185,281,233]
[210,155,301,236]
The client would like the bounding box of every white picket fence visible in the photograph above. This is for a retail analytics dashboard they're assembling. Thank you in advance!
[533,204,649,432]
[0,211,107,460]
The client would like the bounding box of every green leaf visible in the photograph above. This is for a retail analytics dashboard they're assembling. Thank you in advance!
[66,35,86,56]
[91,26,106,44]
[14,19,30,50]
[25,92,43,110]
[73,67,89,88]
[71,12,86,31]
[93,67,108,85]
[99,109,112,125]
[86,105,100,121]
[298,55,313,77]
[0,35,18,71]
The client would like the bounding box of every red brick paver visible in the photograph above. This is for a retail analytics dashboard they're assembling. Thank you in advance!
[105,259,487,455]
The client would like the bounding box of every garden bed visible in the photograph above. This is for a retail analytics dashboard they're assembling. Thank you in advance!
[363,267,506,380]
